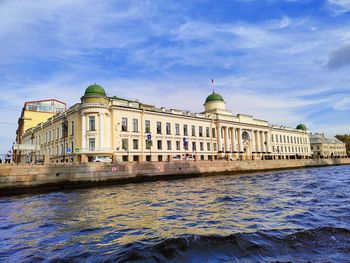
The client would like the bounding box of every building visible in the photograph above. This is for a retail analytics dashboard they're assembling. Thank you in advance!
[14,99,66,162]
[20,84,311,163]
[310,133,347,158]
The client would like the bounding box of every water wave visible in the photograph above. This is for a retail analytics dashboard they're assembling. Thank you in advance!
[113,227,350,262]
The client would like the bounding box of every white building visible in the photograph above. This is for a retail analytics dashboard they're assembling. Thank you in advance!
[21,84,311,163]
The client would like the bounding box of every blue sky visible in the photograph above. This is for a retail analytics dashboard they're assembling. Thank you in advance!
[1,0,350,153]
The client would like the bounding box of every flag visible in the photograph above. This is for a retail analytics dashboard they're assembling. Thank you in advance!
[211,79,214,84]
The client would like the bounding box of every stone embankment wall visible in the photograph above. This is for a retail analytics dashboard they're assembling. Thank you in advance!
[1,158,350,195]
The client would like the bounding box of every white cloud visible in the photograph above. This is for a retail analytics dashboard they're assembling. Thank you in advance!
[326,0,350,14]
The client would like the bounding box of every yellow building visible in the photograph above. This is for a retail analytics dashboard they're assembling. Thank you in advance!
[15,99,66,163]
[21,84,311,163]
[310,133,347,158]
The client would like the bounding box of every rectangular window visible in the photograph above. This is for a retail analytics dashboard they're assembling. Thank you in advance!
[175,124,180,135]
[280,135,282,143]
[133,139,139,150]
[122,139,128,150]
[167,140,171,150]
[192,125,196,137]
[49,131,52,142]
[276,134,279,142]
[57,127,59,140]
[200,142,204,151]
[157,140,162,150]
[183,124,188,136]
[71,121,74,136]
[89,116,95,131]
[271,134,274,142]
[166,123,171,135]
[145,140,151,150]
[212,128,216,138]
[176,141,180,150]
[199,126,203,137]
[207,142,211,151]
[122,117,128,132]
[213,143,217,151]
[71,141,74,153]
[192,141,196,151]
[157,122,162,134]
[133,119,138,132]
[145,120,150,133]
[206,127,210,137]
[89,138,95,150]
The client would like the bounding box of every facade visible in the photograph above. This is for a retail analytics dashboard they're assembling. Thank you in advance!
[21,84,311,163]
[14,99,66,162]
[310,133,347,158]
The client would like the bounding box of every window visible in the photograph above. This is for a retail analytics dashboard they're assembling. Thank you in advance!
[89,138,95,150]
[157,122,162,134]
[49,131,52,142]
[192,141,196,151]
[145,120,150,133]
[122,139,128,150]
[133,139,139,150]
[157,140,162,150]
[175,124,180,135]
[57,127,59,140]
[133,119,138,132]
[207,142,211,151]
[122,117,128,131]
[206,127,210,137]
[89,116,96,131]
[271,134,274,142]
[199,126,203,137]
[176,141,180,150]
[200,142,204,151]
[71,141,74,153]
[167,140,171,150]
[145,140,151,150]
[213,143,217,151]
[276,134,279,142]
[212,128,216,138]
[166,123,171,135]
[192,125,196,136]
[280,135,282,143]
[71,121,74,136]
[183,124,188,136]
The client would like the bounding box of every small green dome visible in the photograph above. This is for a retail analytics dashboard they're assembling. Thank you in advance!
[84,84,106,96]
[296,124,307,131]
[205,92,224,103]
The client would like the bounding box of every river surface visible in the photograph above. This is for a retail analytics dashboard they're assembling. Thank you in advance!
[1,165,350,262]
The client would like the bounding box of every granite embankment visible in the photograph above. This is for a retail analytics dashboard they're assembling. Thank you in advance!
[1,158,349,195]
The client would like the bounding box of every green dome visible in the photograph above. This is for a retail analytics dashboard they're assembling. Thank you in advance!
[84,84,106,96]
[296,124,307,131]
[205,92,224,103]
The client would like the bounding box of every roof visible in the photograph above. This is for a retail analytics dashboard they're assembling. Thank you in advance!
[310,134,344,144]
[205,92,224,103]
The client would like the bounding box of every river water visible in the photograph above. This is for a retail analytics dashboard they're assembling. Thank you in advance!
[1,165,350,262]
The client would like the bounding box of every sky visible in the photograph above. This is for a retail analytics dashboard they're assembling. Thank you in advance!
[0,0,350,153]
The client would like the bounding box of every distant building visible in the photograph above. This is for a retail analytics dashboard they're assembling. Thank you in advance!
[310,133,347,158]
[14,99,66,162]
[20,84,311,163]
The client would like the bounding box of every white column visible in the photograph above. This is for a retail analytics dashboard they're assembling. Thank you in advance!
[238,128,243,152]
[266,132,271,153]
[81,114,86,150]
[231,128,237,152]
[256,130,261,152]
[99,112,104,151]
[216,125,221,153]
[251,130,256,152]
[225,127,230,152]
